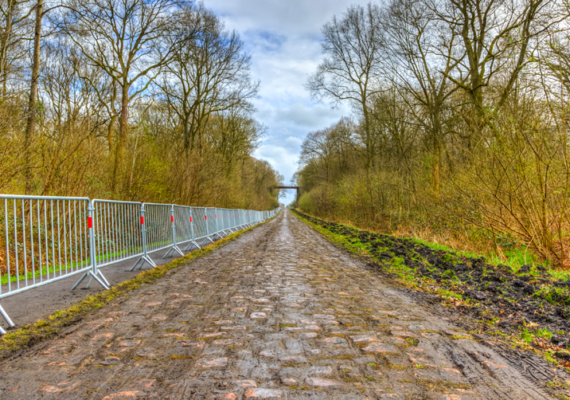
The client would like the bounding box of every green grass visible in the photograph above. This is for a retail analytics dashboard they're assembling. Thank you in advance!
[293,209,570,311]
[0,243,188,285]
[410,236,543,273]
[0,248,141,285]
[298,210,567,281]
[1,262,89,285]
[410,234,570,282]
[435,289,463,300]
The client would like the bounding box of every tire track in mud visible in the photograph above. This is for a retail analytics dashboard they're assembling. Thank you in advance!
[0,209,562,399]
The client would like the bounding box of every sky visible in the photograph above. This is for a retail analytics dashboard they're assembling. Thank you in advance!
[205,0,366,205]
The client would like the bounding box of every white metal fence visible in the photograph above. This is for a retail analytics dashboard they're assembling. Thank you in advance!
[0,194,281,334]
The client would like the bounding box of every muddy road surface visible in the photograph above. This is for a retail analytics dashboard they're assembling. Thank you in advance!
[0,209,555,399]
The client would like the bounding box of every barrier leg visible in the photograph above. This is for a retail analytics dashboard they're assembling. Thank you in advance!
[131,255,156,271]
[131,257,143,270]
[72,271,89,290]
[72,270,109,290]
[73,201,110,291]
[183,240,201,251]
[0,304,15,332]
[163,244,184,258]
[89,271,109,290]
[163,205,185,258]
[98,270,110,287]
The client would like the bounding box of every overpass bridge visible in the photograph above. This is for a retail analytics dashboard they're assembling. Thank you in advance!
[273,186,300,203]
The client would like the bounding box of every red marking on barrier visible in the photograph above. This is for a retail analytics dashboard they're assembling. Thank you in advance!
[190,216,193,223]
[215,214,217,219]
[141,216,144,225]
[88,217,93,229]
[171,215,174,223]
[205,215,207,221]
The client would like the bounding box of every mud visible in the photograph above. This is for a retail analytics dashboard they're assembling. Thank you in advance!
[0,209,565,399]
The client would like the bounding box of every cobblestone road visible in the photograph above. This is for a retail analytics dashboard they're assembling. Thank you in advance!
[0,210,553,399]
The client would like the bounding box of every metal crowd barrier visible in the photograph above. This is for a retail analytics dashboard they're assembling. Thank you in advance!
[0,196,91,332]
[191,207,209,242]
[89,200,142,274]
[0,194,281,334]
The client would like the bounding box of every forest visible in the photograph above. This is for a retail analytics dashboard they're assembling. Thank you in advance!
[297,0,570,269]
[0,0,282,210]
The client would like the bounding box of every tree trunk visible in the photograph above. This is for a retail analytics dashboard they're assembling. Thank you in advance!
[108,114,116,152]
[23,0,43,194]
[432,136,440,194]
[432,112,442,194]
[362,105,372,170]
[112,84,129,194]
[361,101,376,220]
[0,0,15,101]
[119,84,129,149]
[183,115,190,158]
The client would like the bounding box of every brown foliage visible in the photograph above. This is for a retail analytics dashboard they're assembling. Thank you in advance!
[300,0,570,268]
[0,1,281,209]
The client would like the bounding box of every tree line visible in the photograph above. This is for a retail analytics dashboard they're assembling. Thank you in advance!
[298,0,570,267]
[0,0,282,210]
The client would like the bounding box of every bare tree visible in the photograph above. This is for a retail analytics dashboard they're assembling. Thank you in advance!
[430,0,566,129]
[306,4,386,170]
[0,0,34,99]
[57,0,189,192]
[385,0,464,191]
[38,41,107,194]
[23,0,42,193]
[210,109,263,176]
[157,4,257,155]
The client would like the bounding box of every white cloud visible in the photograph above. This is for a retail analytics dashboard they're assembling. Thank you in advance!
[206,0,368,36]
[204,0,369,204]
[274,103,344,128]
[285,136,303,147]
[254,144,300,200]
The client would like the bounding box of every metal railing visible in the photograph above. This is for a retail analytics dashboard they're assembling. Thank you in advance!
[0,194,281,334]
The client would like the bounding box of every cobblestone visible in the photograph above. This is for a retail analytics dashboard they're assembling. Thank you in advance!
[0,209,557,399]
